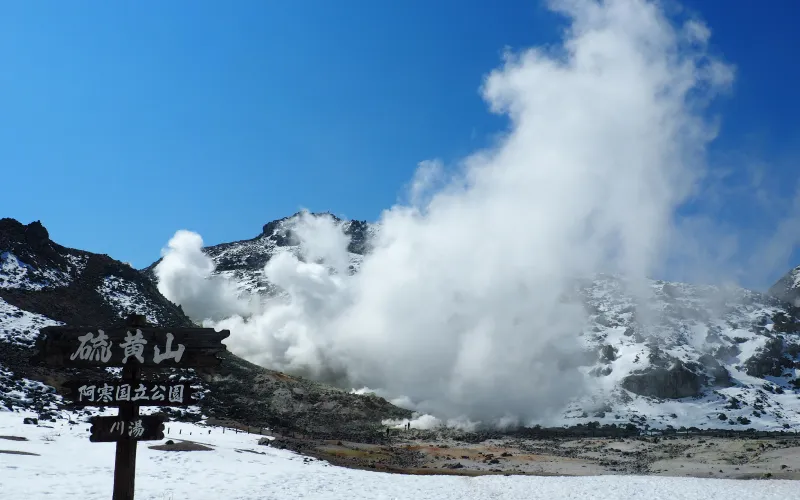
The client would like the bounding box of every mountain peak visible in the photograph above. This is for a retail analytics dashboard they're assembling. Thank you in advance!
[260,211,350,237]
[0,218,192,327]
[0,218,49,242]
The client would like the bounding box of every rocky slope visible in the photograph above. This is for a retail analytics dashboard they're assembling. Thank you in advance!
[563,275,800,431]
[0,218,192,326]
[0,218,409,436]
[144,212,800,431]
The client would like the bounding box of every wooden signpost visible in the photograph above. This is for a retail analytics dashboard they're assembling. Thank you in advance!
[35,315,230,500]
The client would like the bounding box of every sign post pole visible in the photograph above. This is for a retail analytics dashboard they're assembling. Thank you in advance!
[113,361,140,500]
[114,313,146,500]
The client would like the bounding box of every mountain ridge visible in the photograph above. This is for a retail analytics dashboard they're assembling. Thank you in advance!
[141,212,800,431]
[0,217,410,436]
[5,214,800,432]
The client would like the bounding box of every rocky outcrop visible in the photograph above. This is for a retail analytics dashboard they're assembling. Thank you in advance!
[744,337,796,378]
[199,352,411,439]
[698,354,734,387]
[622,360,704,399]
[1,218,190,326]
[1,219,70,283]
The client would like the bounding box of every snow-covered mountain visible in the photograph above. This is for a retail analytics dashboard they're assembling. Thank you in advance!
[565,275,800,431]
[4,214,800,433]
[144,211,374,297]
[0,217,409,435]
[0,218,192,327]
[147,212,800,431]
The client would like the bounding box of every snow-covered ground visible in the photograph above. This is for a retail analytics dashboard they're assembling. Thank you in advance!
[0,410,798,500]
[0,296,61,345]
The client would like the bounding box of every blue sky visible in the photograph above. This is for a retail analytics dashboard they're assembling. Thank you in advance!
[0,0,798,287]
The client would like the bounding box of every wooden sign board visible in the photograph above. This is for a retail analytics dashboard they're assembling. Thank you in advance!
[35,326,230,368]
[64,381,193,407]
[38,317,220,500]
[90,415,166,443]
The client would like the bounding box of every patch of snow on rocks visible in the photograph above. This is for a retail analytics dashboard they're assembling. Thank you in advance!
[97,276,159,324]
[0,297,61,345]
[0,251,73,290]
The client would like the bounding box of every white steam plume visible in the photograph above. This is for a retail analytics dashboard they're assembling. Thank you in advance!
[155,230,256,321]
[156,0,733,427]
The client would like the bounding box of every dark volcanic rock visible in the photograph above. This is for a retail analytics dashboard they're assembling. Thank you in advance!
[698,354,734,387]
[198,352,411,440]
[622,360,704,399]
[0,218,191,327]
[744,337,794,378]
[24,221,49,249]
[600,344,618,363]
[770,310,800,334]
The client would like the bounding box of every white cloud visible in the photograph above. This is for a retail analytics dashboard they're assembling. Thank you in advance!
[684,19,711,44]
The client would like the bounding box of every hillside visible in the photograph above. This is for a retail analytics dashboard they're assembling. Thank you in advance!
[144,212,800,432]
[565,275,800,431]
[0,218,410,436]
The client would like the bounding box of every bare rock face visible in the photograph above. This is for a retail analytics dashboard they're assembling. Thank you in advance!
[24,221,49,248]
[621,360,704,399]
[199,352,411,439]
[698,354,734,387]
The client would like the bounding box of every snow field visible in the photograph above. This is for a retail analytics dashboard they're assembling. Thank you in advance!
[1,410,799,500]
